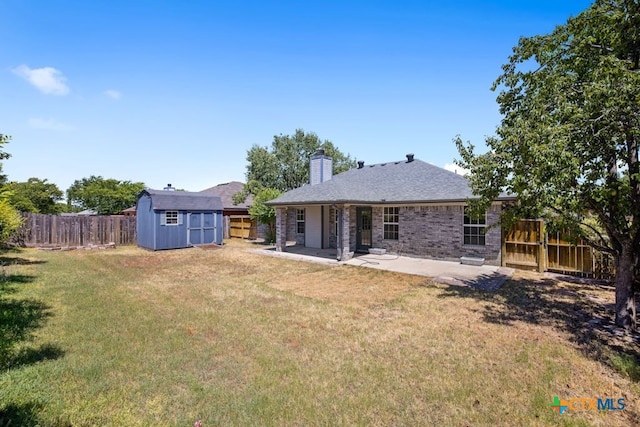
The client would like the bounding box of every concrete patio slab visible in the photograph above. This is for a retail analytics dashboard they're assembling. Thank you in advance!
[251,245,514,291]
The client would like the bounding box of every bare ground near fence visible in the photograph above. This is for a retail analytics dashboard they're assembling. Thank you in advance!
[16,213,136,247]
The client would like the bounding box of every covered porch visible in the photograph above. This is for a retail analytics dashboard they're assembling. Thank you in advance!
[274,204,374,261]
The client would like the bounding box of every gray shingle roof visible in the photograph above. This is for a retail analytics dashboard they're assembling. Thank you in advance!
[141,189,223,211]
[199,181,252,209]
[266,158,514,205]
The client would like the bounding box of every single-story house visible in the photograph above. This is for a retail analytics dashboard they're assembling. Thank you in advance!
[121,206,136,217]
[136,188,223,250]
[199,181,253,216]
[265,150,515,264]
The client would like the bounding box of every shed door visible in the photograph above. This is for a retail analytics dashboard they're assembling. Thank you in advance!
[188,213,216,245]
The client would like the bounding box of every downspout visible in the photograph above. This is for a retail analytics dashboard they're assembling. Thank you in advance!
[321,205,325,249]
[336,207,343,261]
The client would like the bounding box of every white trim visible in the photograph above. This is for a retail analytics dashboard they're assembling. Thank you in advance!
[463,207,487,246]
[383,206,399,240]
[163,210,179,226]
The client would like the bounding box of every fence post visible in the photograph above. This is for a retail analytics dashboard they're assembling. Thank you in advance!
[224,216,230,239]
[537,220,546,273]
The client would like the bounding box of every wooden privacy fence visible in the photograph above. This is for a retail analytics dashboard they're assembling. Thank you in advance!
[502,219,614,279]
[18,213,137,247]
[547,229,594,275]
[224,215,257,239]
[502,219,546,272]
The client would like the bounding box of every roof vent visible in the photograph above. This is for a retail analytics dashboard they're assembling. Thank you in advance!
[164,183,175,191]
[314,149,325,156]
[406,153,415,163]
[357,160,365,169]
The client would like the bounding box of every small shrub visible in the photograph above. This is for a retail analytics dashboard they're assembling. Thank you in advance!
[0,199,23,246]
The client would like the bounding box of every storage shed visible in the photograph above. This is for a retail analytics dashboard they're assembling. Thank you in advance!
[136,189,224,250]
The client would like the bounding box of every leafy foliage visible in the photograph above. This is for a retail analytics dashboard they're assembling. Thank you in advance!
[233,129,356,235]
[455,0,640,330]
[0,198,23,246]
[0,134,12,186]
[5,178,64,214]
[66,176,145,215]
[234,129,356,205]
[248,188,282,243]
[0,133,22,245]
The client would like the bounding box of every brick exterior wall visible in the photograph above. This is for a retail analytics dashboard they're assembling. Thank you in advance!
[328,207,337,248]
[279,203,502,265]
[323,206,353,253]
[275,207,287,251]
[323,206,353,258]
[344,206,353,256]
[285,208,305,245]
[367,204,502,264]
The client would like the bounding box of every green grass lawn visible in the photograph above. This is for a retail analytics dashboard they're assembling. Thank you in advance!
[1,242,638,426]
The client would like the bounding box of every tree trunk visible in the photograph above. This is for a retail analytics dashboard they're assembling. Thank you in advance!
[615,244,637,331]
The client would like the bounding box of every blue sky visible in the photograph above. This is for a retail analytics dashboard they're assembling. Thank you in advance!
[1,0,593,194]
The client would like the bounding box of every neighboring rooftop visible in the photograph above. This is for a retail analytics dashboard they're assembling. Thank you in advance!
[200,181,253,209]
[267,156,514,206]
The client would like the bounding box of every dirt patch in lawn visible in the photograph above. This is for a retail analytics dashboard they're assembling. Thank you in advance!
[265,265,427,308]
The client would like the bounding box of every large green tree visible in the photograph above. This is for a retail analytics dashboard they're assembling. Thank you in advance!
[456,0,640,331]
[234,129,356,233]
[66,176,145,215]
[6,178,64,214]
[239,129,356,197]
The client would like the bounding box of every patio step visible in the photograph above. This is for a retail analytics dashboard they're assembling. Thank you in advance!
[368,248,386,255]
[460,256,485,266]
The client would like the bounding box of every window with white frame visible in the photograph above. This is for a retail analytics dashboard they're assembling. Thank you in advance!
[383,207,399,240]
[165,210,179,225]
[296,209,305,234]
[463,207,486,245]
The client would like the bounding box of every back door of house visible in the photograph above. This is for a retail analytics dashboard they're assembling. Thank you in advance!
[188,213,216,245]
[356,207,372,252]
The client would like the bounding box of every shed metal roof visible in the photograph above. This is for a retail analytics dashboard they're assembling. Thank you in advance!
[140,189,223,211]
[266,158,514,206]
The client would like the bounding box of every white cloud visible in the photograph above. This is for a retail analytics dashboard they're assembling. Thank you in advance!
[12,64,70,95]
[444,163,470,176]
[104,89,122,100]
[28,117,75,131]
